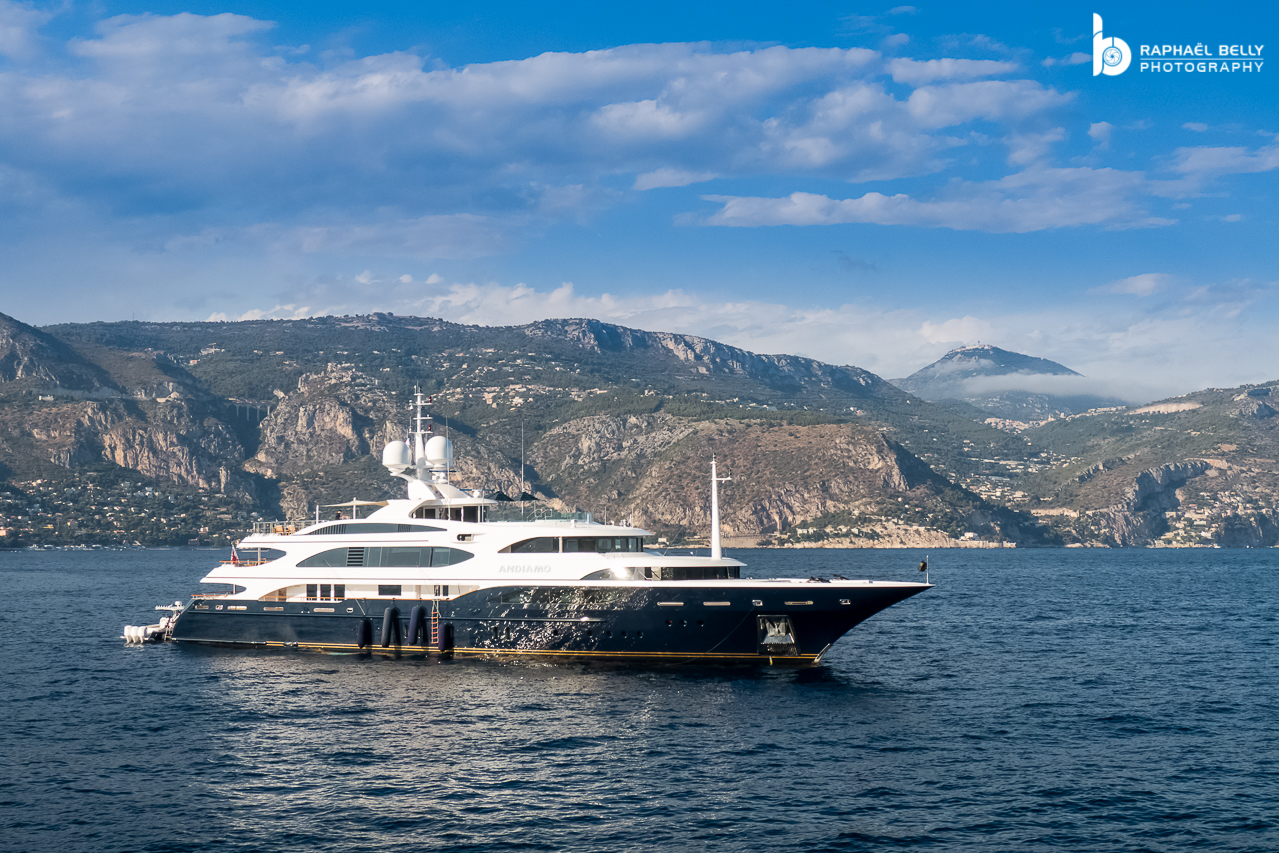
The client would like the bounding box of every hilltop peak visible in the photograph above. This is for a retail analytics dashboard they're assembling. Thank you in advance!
[919,345,1081,380]
[891,344,1121,420]
[0,312,113,393]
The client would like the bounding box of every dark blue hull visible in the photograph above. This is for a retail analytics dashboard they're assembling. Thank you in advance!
[171,583,928,664]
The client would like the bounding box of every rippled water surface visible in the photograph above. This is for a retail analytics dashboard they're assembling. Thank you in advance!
[3,548,1277,852]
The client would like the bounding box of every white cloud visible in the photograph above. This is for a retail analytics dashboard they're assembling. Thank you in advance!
[905,80,1072,128]
[71,12,274,62]
[1088,121,1112,150]
[1182,122,1209,132]
[886,57,1018,85]
[701,166,1172,233]
[0,0,52,59]
[1007,127,1066,165]
[919,316,995,345]
[633,168,717,191]
[1041,52,1090,67]
[937,33,1015,55]
[593,99,707,139]
[1149,139,1279,198]
[1093,273,1172,296]
[959,372,1128,400]
[1169,141,1279,179]
[0,20,1082,245]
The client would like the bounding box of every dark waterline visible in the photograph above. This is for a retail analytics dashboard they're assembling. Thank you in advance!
[2,548,1276,852]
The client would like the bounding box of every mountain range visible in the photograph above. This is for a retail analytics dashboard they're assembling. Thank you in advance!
[1,310,1275,549]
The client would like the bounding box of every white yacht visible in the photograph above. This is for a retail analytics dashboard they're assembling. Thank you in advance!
[128,392,931,664]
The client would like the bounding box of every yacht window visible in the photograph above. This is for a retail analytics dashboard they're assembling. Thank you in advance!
[334,584,345,599]
[562,537,644,553]
[432,547,473,566]
[298,549,349,568]
[320,584,332,599]
[301,546,473,568]
[306,583,318,600]
[384,546,426,567]
[378,585,402,596]
[433,585,449,597]
[506,537,559,554]
[651,566,740,581]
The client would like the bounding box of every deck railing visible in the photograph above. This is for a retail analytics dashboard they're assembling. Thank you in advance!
[252,520,300,535]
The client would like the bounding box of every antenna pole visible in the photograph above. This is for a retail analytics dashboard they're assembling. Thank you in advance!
[413,387,425,467]
[410,387,434,481]
[710,457,732,560]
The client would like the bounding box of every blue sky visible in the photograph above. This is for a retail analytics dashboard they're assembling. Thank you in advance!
[0,0,1275,398]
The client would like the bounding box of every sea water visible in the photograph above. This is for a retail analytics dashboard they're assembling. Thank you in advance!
[1,547,1276,852]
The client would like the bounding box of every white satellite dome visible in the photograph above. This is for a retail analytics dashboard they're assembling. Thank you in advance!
[424,435,453,469]
[381,440,411,472]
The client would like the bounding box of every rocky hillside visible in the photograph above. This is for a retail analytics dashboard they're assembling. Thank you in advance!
[1010,385,1279,546]
[530,413,1033,543]
[0,313,257,503]
[2,311,1276,548]
[0,312,114,393]
[523,318,888,398]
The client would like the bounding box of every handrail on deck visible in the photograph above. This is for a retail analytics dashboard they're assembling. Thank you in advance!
[252,520,299,535]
